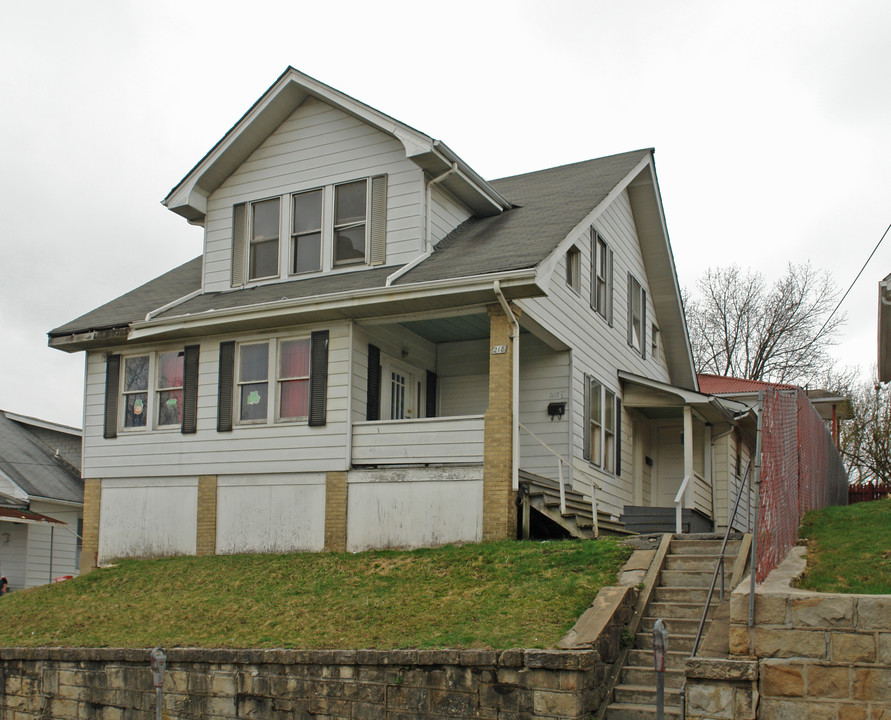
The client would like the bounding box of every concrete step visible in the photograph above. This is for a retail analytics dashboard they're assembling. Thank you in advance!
[669,538,741,555]
[652,586,714,603]
[605,702,682,720]
[645,601,708,620]
[613,684,682,706]
[659,569,732,588]
[635,632,696,653]
[640,616,702,635]
[620,665,684,688]
[663,554,733,572]
[627,649,689,670]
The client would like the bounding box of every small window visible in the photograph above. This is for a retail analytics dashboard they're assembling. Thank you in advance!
[278,339,311,420]
[566,246,581,293]
[585,375,618,473]
[156,351,184,427]
[628,274,647,357]
[291,189,323,274]
[122,355,149,428]
[592,231,612,320]
[249,198,280,280]
[333,180,367,265]
[651,324,660,359]
[238,343,269,423]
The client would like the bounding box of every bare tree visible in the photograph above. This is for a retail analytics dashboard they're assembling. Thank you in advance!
[685,263,845,385]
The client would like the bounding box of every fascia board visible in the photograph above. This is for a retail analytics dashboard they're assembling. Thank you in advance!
[2,412,82,437]
[127,270,540,341]
[535,153,654,290]
[626,159,697,391]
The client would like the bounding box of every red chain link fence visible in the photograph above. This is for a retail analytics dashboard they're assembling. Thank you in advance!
[755,386,848,583]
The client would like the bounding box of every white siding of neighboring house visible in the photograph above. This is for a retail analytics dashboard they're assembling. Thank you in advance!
[346,466,483,551]
[81,322,352,480]
[23,501,80,587]
[0,522,28,592]
[216,473,326,554]
[429,184,472,245]
[99,478,197,561]
[202,97,425,293]
[517,189,675,518]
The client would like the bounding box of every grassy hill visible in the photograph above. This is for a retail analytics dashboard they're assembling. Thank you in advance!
[798,497,891,594]
[0,539,630,649]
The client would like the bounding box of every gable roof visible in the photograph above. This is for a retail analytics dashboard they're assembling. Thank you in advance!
[163,67,511,224]
[0,411,83,505]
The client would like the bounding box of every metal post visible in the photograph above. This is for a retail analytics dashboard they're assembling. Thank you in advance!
[150,647,167,720]
[653,619,668,720]
[748,394,763,627]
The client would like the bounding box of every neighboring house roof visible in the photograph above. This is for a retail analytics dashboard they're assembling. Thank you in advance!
[0,411,83,505]
[697,374,799,394]
[0,507,67,526]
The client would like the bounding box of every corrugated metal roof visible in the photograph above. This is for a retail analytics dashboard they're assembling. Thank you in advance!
[0,507,66,525]
[697,374,799,394]
[0,411,83,504]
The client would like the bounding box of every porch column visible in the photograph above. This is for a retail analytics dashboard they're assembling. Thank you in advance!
[683,404,694,507]
[482,303,517,540]
[79,478,101,574]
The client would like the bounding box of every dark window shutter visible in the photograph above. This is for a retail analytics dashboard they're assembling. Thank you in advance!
[231,203,246,287]
[607,247,614,327]
[615,397,622,476]
[217,341,235,432]
[582,373,591,462]
[641,289,647,360]
[627,272,634,347]
[309,330,329,427]
[181,344,200,434]
[426,370,438,418]
[366,344,381,421]
[369,175,388,265]
[103,354,121,439]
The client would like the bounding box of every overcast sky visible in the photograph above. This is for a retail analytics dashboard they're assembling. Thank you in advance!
[2,0,889,429]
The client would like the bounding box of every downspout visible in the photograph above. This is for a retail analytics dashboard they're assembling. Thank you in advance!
[425,163,458,252]
[494,280,520,492]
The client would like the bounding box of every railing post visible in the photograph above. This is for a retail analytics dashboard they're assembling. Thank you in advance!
[591,483,599,538]
[557,459,566,515]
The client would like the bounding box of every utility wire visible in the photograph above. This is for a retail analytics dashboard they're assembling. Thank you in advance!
[816,220,891,340]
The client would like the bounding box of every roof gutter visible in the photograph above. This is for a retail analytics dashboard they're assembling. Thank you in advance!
[145,288,204,321]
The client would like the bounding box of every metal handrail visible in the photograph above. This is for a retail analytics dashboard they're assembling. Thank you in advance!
[690,461,752,658]
[519,423,601,533]
[674,474,692,533]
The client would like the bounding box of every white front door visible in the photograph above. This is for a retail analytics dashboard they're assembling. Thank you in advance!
[383,361,422,419]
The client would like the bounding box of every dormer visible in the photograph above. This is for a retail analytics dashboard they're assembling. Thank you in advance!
[162,67,512,293]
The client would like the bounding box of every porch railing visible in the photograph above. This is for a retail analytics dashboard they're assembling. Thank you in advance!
[352,415,484,465]
[674,474,692,534]
[518,423,601,536]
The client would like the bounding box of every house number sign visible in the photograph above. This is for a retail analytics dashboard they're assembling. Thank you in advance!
[491,345,508,355]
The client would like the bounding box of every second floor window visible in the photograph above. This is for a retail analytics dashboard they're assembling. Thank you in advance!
[628,273,647,358]
[249,198,280,280]
[592,230,613,323]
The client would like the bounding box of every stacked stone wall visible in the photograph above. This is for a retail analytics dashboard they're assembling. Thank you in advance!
[0,647,614,720]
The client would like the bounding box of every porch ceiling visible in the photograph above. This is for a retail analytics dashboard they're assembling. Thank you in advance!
[398,314,531,344]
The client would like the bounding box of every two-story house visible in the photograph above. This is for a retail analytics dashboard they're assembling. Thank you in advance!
[50,68,741,572]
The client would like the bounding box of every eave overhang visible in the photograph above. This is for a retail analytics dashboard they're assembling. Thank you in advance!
[162,67,511,225]
[53,269,542,350]
[619,370,742,429]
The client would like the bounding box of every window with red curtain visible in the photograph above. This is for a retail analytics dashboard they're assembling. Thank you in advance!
[278,339,310,420]
[157,350,185,426]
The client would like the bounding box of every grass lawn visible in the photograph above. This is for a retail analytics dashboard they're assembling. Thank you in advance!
[0,539,630,649]
[797,497,891,594]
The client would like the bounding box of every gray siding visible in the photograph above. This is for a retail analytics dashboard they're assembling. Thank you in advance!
[429,184,472,245]
[0,523,28,592]
[24,502,80,588]
[203,97,425,293]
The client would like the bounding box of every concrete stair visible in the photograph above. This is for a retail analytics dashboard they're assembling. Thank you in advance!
[518,470,634,538]
[603,535,742,720]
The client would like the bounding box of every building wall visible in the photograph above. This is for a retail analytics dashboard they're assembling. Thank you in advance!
[24,501,80,587]
[0,522,28,592]
[202,97,425,292]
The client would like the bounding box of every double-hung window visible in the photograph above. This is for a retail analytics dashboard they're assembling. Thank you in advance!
[291,189,323,274]
[236,338,312,424]
[628,273,647,358]
[249,198,280,281]
[583,375,620,474]
[156,351,185,427]
[592,230,613,323]
[122,355,150,428]
[333,180,367,266]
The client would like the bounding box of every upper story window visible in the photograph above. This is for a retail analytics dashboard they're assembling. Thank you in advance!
[592,230,613,324]
[651,324,660,359]
[628,273,647,358]
[565,246,581,293]
[232,176,388,288]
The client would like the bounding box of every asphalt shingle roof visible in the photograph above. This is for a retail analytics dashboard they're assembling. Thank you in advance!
[0,412,83,504]
[49,149,650,337]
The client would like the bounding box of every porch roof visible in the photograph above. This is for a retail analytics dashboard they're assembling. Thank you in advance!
[618,371,746,428]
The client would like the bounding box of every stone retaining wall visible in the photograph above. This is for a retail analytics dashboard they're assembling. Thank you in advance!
[725,547,891,719]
